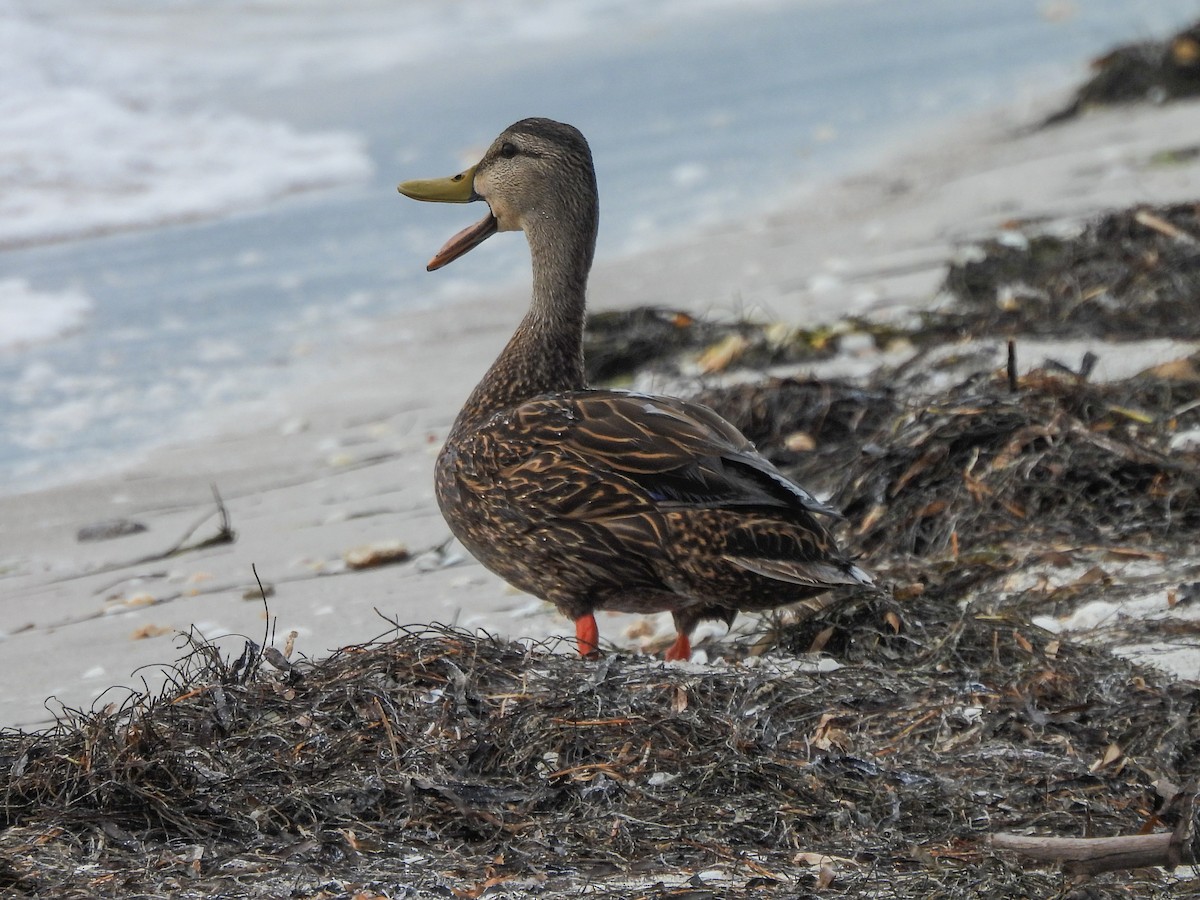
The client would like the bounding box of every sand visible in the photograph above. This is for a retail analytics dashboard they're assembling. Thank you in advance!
[3,94,1199,729]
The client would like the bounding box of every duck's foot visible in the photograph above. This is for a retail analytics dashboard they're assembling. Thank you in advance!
[575,614,601,659]
[664,632,692,662]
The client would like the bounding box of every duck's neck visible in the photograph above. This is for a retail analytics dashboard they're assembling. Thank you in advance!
[452,213,597,435]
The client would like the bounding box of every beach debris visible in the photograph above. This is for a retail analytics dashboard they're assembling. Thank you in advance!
[75,518,148,543]
[261,646,297,675]
[130,485,236,561]
[692,377,899,497]
[991,787,1198,876]
[413,535,468,572]
[108,591,158,609]
[1042,19,1200,125]
[582,306,715,382]
[344,539,411,570]
[1,617,1195,897]
[696,332,750,373]
[71,485,237,580]
[583,306,839,384]
[129,624,173,641]
[938,203,1200,341]
[240,582,275,601]
[837,366,1200,560]
[783,430,816,452]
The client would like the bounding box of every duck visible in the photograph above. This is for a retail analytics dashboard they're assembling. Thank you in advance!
[398,117,872,661]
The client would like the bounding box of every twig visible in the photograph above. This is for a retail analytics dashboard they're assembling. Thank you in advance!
[145,483,236,559]
[1134,208,1198,245]
[72,486,239,585]
[252,562,273,662]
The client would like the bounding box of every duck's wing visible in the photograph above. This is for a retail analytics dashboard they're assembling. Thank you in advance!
[463,390,843,522]
[447,390,872,594]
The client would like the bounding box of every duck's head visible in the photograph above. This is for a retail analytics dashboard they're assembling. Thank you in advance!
[398,118,598,271]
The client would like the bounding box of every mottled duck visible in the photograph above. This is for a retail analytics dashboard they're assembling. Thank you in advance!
[398,117,871,661]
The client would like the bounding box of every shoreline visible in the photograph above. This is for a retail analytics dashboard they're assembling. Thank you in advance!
[7,2,1196,498]
[2,94,1200,728]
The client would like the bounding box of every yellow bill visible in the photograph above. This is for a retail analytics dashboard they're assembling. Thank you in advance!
[398,164,498,271]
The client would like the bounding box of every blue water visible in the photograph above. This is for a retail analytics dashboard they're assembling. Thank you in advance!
[2,0,1197,492]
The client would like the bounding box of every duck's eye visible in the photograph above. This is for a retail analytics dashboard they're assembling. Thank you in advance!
[499,142,518,159]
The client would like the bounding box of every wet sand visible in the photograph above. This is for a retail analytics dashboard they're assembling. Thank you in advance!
[3,94,1199,728]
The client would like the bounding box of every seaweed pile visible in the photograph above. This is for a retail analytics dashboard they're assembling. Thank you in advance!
[2,616,1198,899]
[839,367,1200,559]
[584,308,838,384]
[936,203,1200,341]
[651,353,1200,670]
[587,204,1200,377]
[1042,19,1200,125]
[584,307,726,382]
[693,377,900,497]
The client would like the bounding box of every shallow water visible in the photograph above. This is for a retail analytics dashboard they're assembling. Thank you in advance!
[1,0,1196,492]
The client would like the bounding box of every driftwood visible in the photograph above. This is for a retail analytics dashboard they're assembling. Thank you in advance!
[991,790,1197,876]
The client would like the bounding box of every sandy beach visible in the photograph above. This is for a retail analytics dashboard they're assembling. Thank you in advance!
[3,91,1200,730]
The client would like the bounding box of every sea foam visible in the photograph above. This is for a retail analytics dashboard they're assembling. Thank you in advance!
[0,279,92,350]
[0,0,374,249]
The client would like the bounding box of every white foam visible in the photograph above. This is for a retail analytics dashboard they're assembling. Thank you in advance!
[43,0,786,93]
[0,0,373,248]
[0,279,93,350]
[2,0,792,249]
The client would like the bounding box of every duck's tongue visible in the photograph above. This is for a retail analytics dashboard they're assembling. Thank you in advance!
[427,212,498,271]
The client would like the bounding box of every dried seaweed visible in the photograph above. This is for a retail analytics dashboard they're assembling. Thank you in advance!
[937,203,1200,341]
[588,205,1200,378]
[838,367,1200,561]
[584,307,835,384]
[693,377,900,497]
[1042,19,1200,125]
[2,616,1197,898]
[584,307,726,383]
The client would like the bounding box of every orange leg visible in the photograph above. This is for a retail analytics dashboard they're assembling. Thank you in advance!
[664,632,692,662]
[575,613,601,659]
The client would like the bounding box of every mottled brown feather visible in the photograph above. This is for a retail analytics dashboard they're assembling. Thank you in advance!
[411,118,872,658]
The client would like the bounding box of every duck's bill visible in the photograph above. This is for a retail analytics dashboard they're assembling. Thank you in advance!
[397,165,478,203]
[398,164,497,270]
[425,213,498,271]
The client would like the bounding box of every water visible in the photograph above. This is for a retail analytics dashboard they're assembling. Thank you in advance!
[2,0,1197,492]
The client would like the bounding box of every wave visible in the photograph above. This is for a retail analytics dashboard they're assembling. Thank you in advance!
[0,278,92,349]
[0,0,375,248]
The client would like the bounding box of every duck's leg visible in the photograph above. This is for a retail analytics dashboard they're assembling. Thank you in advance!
[664,608,699,661]
[664,632,692,661]
[574,613,601,659]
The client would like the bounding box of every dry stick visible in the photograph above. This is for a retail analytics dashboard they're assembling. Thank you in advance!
[252,561,273,654]
[1134,208,1198,245]
[65,485,238,587]
[140,483,236,560]
[991,791,1197,876]
[148,482,235,551]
